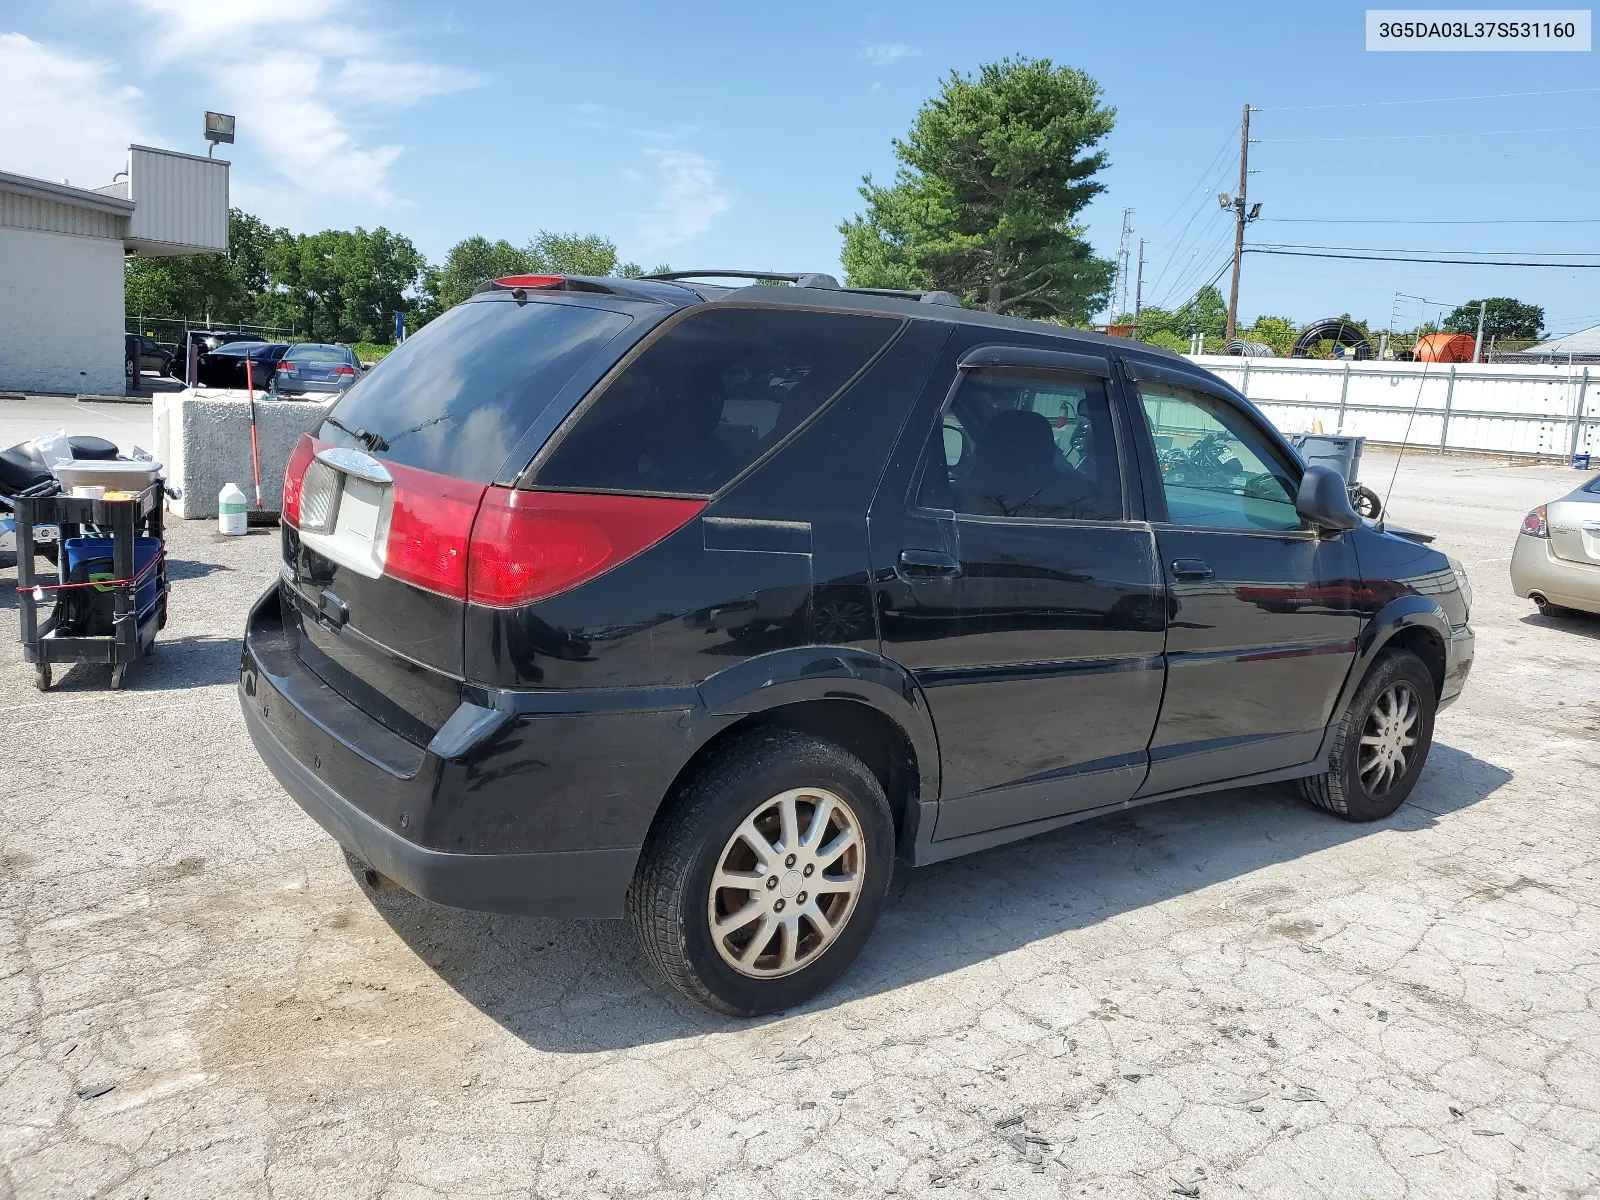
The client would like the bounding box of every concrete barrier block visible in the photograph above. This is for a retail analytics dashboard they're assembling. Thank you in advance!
[153,389,334,520]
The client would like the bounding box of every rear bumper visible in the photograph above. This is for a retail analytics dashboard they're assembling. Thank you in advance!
[1509,533,1600,614]
[241,696,636,917]
[238,584,670,919]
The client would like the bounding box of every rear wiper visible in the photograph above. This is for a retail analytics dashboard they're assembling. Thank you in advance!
[324,415,389,453]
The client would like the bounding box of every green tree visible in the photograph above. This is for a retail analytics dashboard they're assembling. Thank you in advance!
[416,231,668,326]
[124,208,289,325]
[839,56,1116,319]
[266,227,426,343]
[1240,315,1297,356]
[1443,297,1544,341]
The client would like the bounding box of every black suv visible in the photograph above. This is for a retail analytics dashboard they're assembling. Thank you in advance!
[240,272,1475,1015]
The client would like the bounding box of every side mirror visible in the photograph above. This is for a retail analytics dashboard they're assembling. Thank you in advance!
[1296,464,1360,532]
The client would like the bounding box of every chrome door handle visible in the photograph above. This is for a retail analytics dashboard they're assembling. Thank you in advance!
[1171,558,1213,581]
[898,549,961,578]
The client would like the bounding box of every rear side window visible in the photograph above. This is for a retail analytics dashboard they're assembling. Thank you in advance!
[534,307,902,496]
[322,298,632,482]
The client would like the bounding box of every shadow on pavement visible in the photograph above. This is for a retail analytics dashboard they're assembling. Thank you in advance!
[1518,611,1600,640]
[366,739,1511,1052]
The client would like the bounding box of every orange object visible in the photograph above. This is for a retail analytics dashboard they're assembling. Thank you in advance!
[1414,332,1477,363]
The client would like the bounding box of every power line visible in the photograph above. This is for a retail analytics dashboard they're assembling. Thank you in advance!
[1260,123,1600,144]
[1256,242,1600,257]
[1147,124,1239,240]
[1244,248,1600,268]
[1259,217,1600,226]
[1261,86,1600,112]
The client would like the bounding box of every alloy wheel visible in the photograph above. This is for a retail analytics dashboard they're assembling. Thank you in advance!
[1358,681,1419,796]
[707,787,865,979]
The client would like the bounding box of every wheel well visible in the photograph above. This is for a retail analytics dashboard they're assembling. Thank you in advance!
[654,700,919,845]
[1386,626,1446,698]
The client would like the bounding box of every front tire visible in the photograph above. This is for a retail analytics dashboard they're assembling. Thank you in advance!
[629,728,894,1016]
[1300,649,1435,821]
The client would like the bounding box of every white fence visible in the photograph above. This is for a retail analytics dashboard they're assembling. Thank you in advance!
[1188,354,1596,461]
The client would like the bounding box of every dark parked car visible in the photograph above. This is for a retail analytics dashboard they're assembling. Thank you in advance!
[126,333,176,378]
[273,343,363,395]
[196,341,289,389]
[240,271,1475,1016]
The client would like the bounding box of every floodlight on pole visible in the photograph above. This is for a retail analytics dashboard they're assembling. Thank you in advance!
[204,111,235,158]
[1218,193,1232,209]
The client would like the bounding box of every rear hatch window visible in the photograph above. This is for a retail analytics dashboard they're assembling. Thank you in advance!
[533,307,903,496]
[320,296,634,482]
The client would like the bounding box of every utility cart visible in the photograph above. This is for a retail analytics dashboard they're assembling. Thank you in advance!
[15,481,168,691]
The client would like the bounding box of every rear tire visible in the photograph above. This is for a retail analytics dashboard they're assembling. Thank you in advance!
[629,728,894,1016]
[1299,649,1435,821]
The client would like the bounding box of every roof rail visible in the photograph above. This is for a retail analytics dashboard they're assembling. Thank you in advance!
[643,270,963,307]
[642,270,841,289]
[844,286,963,307]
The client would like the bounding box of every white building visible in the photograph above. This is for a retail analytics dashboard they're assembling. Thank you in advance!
[0,145,229,396]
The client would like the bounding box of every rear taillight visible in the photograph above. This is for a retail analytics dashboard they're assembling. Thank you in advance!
[493,274,565,288]
[466,489,704,608]
[277,360,294,371]
[282,435,317,528]
[382,462,487,600]
[331,365,356,376]
[1522,505,1548,537]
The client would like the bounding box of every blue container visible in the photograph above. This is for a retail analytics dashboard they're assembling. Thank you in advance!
[1575,452,1592,470]
[62,537,162,617]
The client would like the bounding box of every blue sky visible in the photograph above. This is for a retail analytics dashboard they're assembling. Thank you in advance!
[3,0,1597,337]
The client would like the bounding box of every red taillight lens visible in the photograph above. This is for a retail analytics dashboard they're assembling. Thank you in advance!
[277,360,294,371]
[493,274,565,288]
[281,435,318,528]
[1522,505,1548,537]
[331,365,356,376]
[382,462,487,600]
[467,489,704,608]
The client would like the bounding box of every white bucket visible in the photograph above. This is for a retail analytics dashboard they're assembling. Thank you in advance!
[218,482,248,535]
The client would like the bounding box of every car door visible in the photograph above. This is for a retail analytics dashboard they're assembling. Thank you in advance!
[1120,357,1360,795]
[870,341,1167,843]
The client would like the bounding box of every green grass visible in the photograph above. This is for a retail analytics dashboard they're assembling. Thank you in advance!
[348,341,397,365]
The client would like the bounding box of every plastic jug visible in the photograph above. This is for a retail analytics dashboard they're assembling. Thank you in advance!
[219,482,248,535]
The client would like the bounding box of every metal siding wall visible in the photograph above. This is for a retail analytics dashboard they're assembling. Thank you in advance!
[1188,354,1593,460]
[0,190,127,240]
[0,227,125,394]
[128,147,228,251]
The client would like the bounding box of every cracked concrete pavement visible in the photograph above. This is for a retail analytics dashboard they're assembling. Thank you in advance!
[1,451,1597,1199]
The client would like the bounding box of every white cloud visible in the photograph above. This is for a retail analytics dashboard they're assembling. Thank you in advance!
[0,35,153,186]
[332,60,486,108]
[859,42,921,67]
[119,0,485,207]
[635,150,730,253]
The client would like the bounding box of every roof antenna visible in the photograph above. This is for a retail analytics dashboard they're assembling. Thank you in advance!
[1377,318,1438,532]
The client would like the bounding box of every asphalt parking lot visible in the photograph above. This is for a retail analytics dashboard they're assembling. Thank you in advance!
[2,450,1597,1199]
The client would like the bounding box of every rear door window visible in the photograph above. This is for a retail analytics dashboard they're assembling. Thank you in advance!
[918,369,1124,521]
[321,297,633,482]
[534,307,902,496]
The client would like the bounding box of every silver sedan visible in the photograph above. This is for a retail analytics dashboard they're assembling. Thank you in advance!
[1511,474,1600,617]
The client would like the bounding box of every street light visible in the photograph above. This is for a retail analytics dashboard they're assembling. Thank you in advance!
[204,111,235,157]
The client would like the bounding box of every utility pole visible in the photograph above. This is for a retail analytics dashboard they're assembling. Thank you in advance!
[1225,103,1253,343]
[1111,207,1134,320]
[1472,299,1487,363]
[1133,238,1146,336]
